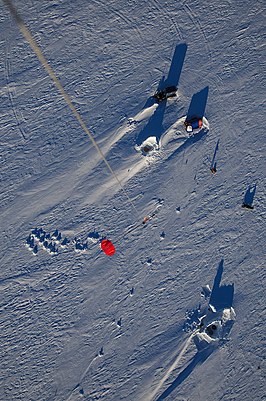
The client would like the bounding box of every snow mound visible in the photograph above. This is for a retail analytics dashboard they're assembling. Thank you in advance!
[195,307,236,350]
[135,136,159,156]
[201,284,212,299]
[129,103,158,123]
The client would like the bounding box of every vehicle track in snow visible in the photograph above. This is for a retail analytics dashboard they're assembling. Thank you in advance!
[180,1,229,147]
[90,0,143,43]
[180,1,245,144]
[152,0,184,41]
[181,2,211,59]
[64,355,100,401]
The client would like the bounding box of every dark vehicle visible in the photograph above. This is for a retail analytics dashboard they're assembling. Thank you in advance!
[184,117,203,133]
[153,85,177,102]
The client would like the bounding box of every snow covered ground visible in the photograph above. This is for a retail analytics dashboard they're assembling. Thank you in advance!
[0,0,265,400]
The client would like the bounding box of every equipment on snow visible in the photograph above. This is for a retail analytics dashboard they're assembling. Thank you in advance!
[142,216,150,224]
[125,200,164,237]
[242,203,254,210]
[210,164,217,174]
[184,117,203,133]
[100,239,116,256]
[153,86,177,102]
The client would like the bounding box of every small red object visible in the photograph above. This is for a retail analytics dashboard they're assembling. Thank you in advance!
[142,216,150,224]
[100,239,116,256]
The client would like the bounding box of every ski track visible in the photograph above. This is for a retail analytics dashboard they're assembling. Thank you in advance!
[4,41,26,141]
[64,355,99,401]
[145,330,198,401]
[182,2,211,59]
[90,0,143,43]
[152,0,183,40]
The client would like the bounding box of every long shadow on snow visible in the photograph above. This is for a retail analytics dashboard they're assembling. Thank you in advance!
[161,43,188,90]
[210,139,220,171]
[162,86,209,159]
[156,346,214,401]
[242,184,256,209]
[139,43,188,133]
[143,43,188,110]
[209,259,234,310]
[186,86,209,120]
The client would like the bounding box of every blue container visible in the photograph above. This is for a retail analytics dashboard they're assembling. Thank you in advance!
[191,120,200,129]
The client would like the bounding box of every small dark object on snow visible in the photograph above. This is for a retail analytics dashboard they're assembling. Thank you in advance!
[142,144,153,154]
[39,234,45,243]
[206,326,214,336]
[61,237,69,246]
[242,203,254,210]
[56,232,62,241]
[52,229,59,238]
[153,85,177,102]
[210,166,217,174]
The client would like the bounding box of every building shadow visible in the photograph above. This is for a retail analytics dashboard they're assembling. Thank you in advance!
[186,86,209,121]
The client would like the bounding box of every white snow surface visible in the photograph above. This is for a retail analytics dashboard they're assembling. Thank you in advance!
[0,1,265,400]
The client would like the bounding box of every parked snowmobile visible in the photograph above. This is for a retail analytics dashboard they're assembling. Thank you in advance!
[153,85,177,102]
